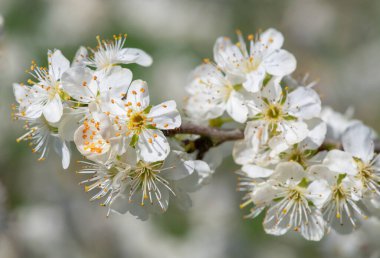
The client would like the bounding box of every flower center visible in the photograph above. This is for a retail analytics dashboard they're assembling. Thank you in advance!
[128,161,171,206]
[265,104,283,121]
[128,112,146,132]
[244,56,261,72]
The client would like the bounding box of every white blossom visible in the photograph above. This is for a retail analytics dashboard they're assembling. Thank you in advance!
[85,34,153,71]
[185,60,248,123]
[213,28,296,93]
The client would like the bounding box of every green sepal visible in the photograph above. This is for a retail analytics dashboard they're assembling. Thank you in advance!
[283,114,297,121]
[263,74,272,86]
[280,89,288,105]
[337,173,347,185]
[297,178,309,188]
[129,134,139,148]
[143,105,153,114]
[145,124,157,130]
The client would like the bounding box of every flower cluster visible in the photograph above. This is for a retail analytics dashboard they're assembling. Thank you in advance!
[12,29,380,240]
[12,34,211,219]
[184,28,379,241]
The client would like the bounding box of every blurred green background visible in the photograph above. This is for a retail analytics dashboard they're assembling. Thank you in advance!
[1,0,380,257]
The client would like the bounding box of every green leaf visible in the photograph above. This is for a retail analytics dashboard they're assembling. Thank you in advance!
[129,134,139,148]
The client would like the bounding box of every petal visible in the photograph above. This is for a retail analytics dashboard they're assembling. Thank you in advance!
[58,108,86,141]
[259,28,284,53]
[251,182,278,205]
[138,129,170,162]
[185,94,225,121]
[98,66,132,97]
[13,83,29,104]
[286,87,321,119]
[213,36,245,75]
[323,150,357,175]
[263,49,296,76]
[48,49,70,80]
[281,121,309,145]
[119,48,153,67]
[272,161,305,183]
[42,95,63,123]
[242,67,265,93]
[125,80,150,110]
[148,100,181,129]
[300,118,327,150]
[342,123,374,163]
[263,201,292,236]
[61,141,71,169]
[306,179,331,209]
[300,208,325,241]
[161,150,194,181]
[225,91,248,123]
[186,63,226,94]
[72,46,88,67]
[61,67,97,102]
[241,164,273,178]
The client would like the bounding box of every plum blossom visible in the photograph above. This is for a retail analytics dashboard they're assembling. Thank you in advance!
[213,28,296,93]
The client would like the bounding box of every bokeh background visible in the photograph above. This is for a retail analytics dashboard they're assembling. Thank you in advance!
[1,0,380,257]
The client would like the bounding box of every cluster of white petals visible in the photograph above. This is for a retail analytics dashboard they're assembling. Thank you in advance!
[12,29,380,240]
[12,34,212,219]
[184,28,380,241]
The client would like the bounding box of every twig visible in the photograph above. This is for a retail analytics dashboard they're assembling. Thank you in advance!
[164,123,380,158]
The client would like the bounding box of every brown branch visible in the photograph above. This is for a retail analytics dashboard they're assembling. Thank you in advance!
[163,123,244,142]
[164,123,380,158]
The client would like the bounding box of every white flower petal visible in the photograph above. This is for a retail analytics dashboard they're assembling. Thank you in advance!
[125,80,150,110]
[306,179,331,209]
[58,108,85,141]
[225,91,248,123]
[241,164,274,178]
[342,123,374,163]
[323,150,357,175]
[242,67,265,93]
[148,100,181,129]
[272,161,305,183]
[264,49,296,76]
[160,150,194,181]
[259,28,284,53]
[61,67,97,103]
[282,121,308,145]
[300,208,325,241]
[213,36,245,75]
[42,94,63,123]
[138,129,170,162]
[98,66,132,97]
[72,46,88,67]
[48,49,70,80]
[300,118,327,150]
[119,48,153,67]
[287,87,321,119]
